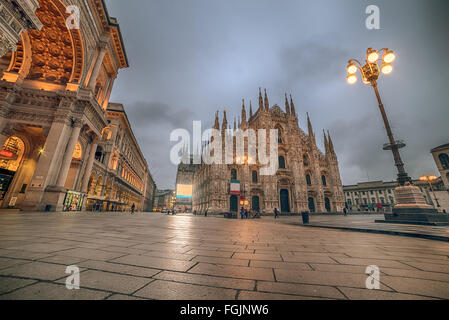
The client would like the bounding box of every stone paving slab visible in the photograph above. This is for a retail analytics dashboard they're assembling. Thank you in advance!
[192,255,250,267]
[0,282,110,300]
[134,279,236,300]
[111,254,196,272]
[256,281,345,299]
[0,261,79,281]
[77,260,161,278]
[189,263,275,281]
[55,269,152,295]
[0,212,448,300]
[0,277,37,294]
[154,270,255,290]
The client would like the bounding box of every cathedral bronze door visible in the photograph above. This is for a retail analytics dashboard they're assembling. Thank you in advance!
[252,196,260,212]
[308,197,315,213]
[280,189,290,213]
[325,197,331,212]
[230,195,238,212]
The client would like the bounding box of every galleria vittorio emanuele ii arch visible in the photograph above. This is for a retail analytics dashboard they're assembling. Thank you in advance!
[0,0,155,212]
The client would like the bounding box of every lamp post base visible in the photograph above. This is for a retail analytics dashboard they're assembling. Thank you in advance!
[375,184,449,225]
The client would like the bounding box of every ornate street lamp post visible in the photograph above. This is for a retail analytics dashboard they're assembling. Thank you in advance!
[346,48,411,186]
[346,48,449,224]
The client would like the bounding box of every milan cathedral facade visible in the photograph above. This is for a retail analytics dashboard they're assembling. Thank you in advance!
[192,89,345,215]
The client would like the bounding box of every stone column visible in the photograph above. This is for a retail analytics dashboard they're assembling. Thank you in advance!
[81,137,99,193]
[88,42,108,90]
[101,75,116,109]
[55,120,83,188]
[21,120,71,210]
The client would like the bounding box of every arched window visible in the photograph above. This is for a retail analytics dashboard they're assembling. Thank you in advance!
[439,153,449,170]
[231,169,237,180]
[72,142,82,159]
[102,127,112,140]
[0,136,25,172]
[303,154,309,167]
[278,156,286,169]
[321,175,327,186]
[252,170,258,183]
[306,174,312,186]
[95,146,103,162]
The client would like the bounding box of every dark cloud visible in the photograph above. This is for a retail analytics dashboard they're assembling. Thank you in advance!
[105,0,449,189]
[127,101,195,128]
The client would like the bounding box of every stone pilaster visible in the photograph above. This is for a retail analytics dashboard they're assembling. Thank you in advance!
[88,42,108,90]
[55,120,83,187]
[81,136,99,193]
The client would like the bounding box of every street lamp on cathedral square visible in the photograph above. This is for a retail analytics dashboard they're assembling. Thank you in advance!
[345,48,448,224]
[346,48,411,186]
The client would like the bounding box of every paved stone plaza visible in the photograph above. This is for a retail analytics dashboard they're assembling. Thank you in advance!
[0,212,448,300]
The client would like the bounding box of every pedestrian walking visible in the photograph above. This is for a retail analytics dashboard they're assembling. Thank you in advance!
[244,208,248,219]
[131,203,135,214]
[343,208,347,216]
[240,207,244,219]
[274,208,279,219]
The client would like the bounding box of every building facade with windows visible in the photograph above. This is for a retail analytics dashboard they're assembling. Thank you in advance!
[344,143,449,213]
[344,181,399,212]
[192,89,345,215]
[344,179,447,213]
[0,0,154,212]
[83,103,155,212]
[432,143,449,189]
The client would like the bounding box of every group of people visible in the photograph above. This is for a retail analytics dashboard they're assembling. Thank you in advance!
[240,207,261,219]
[240,207,249,219]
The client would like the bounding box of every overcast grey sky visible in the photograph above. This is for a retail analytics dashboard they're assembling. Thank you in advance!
[105,0,449,190]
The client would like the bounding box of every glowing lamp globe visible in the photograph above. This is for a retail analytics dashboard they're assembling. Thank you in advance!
[383,50,396,63]
[347,74,357,84]
[381,63,393,75]
[347,63,357,74]
[367,50,379,63]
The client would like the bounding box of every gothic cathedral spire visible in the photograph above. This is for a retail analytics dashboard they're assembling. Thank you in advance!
[327,130,335,154]
[221,109,228,135]
[241,99,247,124]
[323,130,329,154]
[264,88,269,111]
[290,94,296,115]
[214,111,219,130]
[307,112,316,145]
[285,93,290,114]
